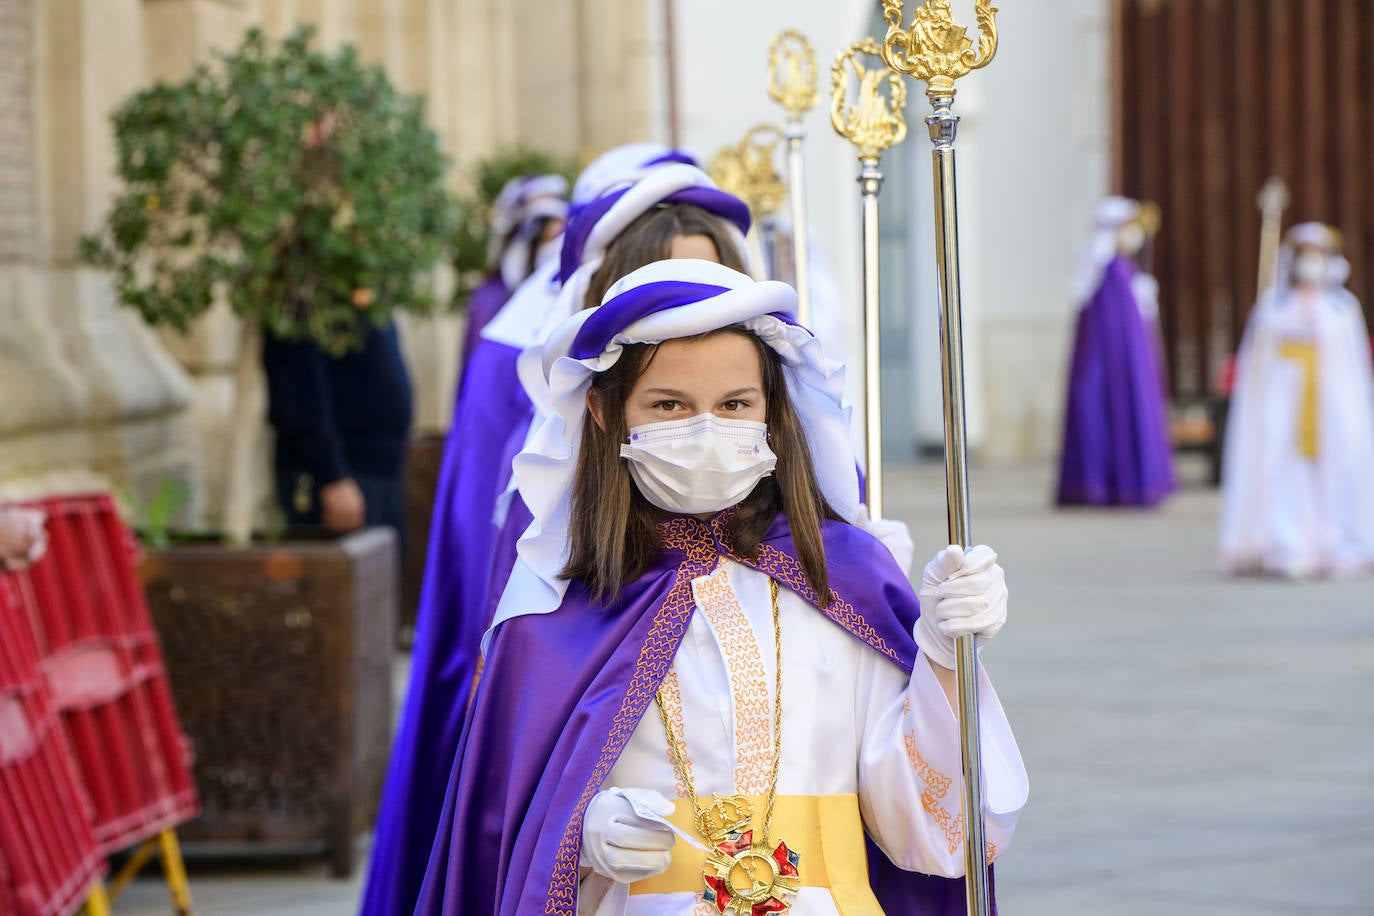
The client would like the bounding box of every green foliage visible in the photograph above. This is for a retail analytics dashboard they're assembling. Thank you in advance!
[449,145,578,307]
[81,27,455,355]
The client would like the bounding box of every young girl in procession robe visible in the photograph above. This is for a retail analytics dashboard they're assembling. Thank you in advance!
[362,160,753,916]
[1220,222,1374,577]
[417,259,1028,915]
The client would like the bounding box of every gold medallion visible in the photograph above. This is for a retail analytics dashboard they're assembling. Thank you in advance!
[701,823,800,915]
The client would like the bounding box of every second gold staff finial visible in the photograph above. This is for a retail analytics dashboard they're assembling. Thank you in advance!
[831,38,908,162]
[767,29,820,326]
[768,29,820,117]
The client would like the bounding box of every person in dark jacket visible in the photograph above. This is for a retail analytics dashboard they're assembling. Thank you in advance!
[263,319,413,536]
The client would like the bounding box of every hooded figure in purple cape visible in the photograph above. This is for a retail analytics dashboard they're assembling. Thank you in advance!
[461,174,571,370]
[361,148,747,916]
[1057,197,1176,507]
[416,260,1027,914]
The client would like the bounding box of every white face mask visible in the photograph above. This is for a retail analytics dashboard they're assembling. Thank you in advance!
[1292,252,1328,287]
[619,413,777,515]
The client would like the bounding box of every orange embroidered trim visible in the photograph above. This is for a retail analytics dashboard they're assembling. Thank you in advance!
[544,516,716,914]
[693,564,773,795]
[901,698,964,856]
[657,670,694,800]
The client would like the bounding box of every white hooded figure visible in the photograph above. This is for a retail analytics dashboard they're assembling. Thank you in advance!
[1219,222,1374,577]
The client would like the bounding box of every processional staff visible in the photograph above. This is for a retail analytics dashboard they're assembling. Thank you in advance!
[738,124,788,281]
[1138,200,1162,276]
[879,1,998,911]
[830,39,908,521]
[768,30,821,327]
[1255,177,1290,296]
[708,141,768,282]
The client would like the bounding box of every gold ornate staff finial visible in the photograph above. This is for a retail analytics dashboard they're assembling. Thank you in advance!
[707,143,747,202]
[768,28,820,325]
[768,30,820,117]
[831,38,909,161]
[709,139,776,281]
[1137,200,1163,238]
[881,0,999,97]
[737,124,787,217]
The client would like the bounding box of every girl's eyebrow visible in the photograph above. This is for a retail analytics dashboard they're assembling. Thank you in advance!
[640,386,762,400]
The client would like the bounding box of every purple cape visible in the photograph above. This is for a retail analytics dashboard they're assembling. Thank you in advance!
[461,276,513,370]
[1057,256,1176,506]
[415,512,995,915]
[360,336,534,915]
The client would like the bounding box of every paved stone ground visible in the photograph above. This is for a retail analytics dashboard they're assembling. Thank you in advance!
[116,458,1374,914]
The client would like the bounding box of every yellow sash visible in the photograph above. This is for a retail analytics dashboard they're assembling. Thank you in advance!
[1277,340,1319,460]
[628,793,883,914]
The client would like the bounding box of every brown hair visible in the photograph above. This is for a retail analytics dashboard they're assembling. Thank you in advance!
[562,327,840,605]
[583,203,748,311]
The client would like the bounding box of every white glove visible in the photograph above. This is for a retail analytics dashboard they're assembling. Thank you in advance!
[914,545,1008,670]
[853,505,915,575]
[579,787,676,884]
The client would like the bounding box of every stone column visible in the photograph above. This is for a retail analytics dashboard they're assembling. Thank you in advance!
[0,0,198,515]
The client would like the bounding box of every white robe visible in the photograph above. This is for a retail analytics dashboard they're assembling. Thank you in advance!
[578,559,1028,915]
[1220,286,1374,576]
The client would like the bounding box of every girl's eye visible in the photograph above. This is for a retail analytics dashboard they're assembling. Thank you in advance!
[721,400,746,412]
[654,400,680,412]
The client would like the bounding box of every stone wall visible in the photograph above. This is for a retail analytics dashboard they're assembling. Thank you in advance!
[0,0,656,526]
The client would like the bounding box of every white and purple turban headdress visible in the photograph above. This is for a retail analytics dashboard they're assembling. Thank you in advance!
[487,174,571,289]
[571,143,700,206]
[511,163,753,410]
[488,259,857,640]
[481,152,714,352]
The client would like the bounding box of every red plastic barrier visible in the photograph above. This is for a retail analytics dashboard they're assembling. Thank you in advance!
[11,493,199,855]
[0,576,105,916]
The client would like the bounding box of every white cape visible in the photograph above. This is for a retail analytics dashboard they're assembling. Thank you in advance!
[1219,287,1374,576]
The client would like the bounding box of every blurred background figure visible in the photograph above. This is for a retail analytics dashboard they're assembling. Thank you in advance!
[264,319,414,536]
[460,174,569,369]
[1056,197,1176,507]
[1219,223,1374,578]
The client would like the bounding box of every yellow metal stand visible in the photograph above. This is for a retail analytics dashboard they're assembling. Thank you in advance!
[105,828,194,914]
[82,882,113,916]
[158,828,194,915]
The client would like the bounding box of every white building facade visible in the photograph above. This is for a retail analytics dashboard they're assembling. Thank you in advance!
[660,0,1112,462]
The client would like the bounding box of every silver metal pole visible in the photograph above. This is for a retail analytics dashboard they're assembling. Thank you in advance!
[928,87,989,916]
[879,3,1000,908]
[760,213,779,282]
[786,118,812,325]
[859,156,885,519]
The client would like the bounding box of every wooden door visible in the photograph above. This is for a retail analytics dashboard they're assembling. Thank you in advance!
[1113,0,1374,398]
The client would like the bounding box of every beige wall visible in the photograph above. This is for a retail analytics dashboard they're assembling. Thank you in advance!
[0,0,655,527]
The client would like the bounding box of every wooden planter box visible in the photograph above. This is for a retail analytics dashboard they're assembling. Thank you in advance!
[402,433,446,644]
[138,527,397,877]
